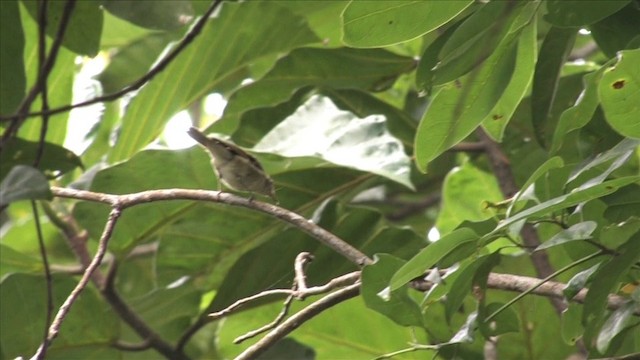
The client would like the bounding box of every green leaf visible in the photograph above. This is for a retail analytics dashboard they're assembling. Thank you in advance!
[0,138,83,180]
[0,0,25,115]
[550,64,610,154]
[506,156,564,217]
[428,1,525,86]
[415,18,462,93]
[583,231,640,325]
[414,29,517,171]
[102,0,194,30]
[531,27,577,147]
[479,302,519,336]
[590,2,640,58]
[21,0,103,56]
[544,0,630,27]
[254,95,414,189]
[110,2,320,162]
[341,0,472,48]
[564,264,599,300]
[361,254,424,327]
[75,148,217,253]
[0,244,42,277]
[535,221,597,251]
[390,228,478,291]
[598,49,640,139]
[436,162,503,234]
[208,204,424,312]
[0,165,51,206]
[561,304,584,345]
[97,32,180,93]
[0,274,118,359]
[596,301,637,353]
[15,3,75,144]
[257,338,315,360]
[496,176,640,233]
[444,253,499,323]
[567,138,640,186]
[213,48,415,135]
[481,20,537,141]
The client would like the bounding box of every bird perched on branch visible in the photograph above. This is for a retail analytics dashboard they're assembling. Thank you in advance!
[187,127,277,202]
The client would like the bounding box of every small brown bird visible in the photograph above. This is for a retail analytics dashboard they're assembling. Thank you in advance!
[187,127,277,201]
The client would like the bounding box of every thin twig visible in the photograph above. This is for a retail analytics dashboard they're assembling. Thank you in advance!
[50,186,373,266]
[234,292,296,344]
[32,201,53,360]
[234,282,361,360]
[102,261,187,359]
[294,252,314,294]
[31,206,122,360]
[33,0,50,169]
[208,271,361,320]
[0,0,224,123]
[1,0,76,148]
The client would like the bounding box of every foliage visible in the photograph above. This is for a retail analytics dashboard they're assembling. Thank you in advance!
[1,1,639,359]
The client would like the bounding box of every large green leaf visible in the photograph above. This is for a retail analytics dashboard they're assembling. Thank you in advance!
[0,0,25,115]
[0,165,51,206]
[598,49,640,139]
[425,1,526,86]
[207,202,424,312]
[590,2,640,58]
[75,147,217,254]
[7,2,75,144]
[0,274,118,359]
[583,232,640,325]
[414,28,517,171]
[212,47,415,134]
[341,1,472,48]
[217,296,431,359]
[21,0,103,56]
[495,176,640,233]
[436,162,502,234]
[544,0,630,27]
[531,26,577,147]
[254,95,414,189]
[362,254,424,327]
[97,32,180,93]
[481,20,537,141]
[0,138,83,180]
[109,2,319,162]
[102,0,194,30]
[550,64,610,154]
[390,228,479,291]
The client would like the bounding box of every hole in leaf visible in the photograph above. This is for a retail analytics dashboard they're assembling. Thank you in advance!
[612,80,625,89]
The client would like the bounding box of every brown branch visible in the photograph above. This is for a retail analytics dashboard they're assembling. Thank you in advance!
[411,272,638,316]
[475,128,567,316]
[0,0,224,123]
[234,291,296,344]
[32,201,53,360]
[102,262,188,360]
[449,142,485,152]
[32,206,122,359]
[50,186,373,267]
[234,283,361,360]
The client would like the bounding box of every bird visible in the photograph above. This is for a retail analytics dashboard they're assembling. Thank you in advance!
[187,127,277,202]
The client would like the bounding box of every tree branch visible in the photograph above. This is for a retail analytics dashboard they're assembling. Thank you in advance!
[234,283,361,360]
[50,186,373,267]
[32,206,122,360]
